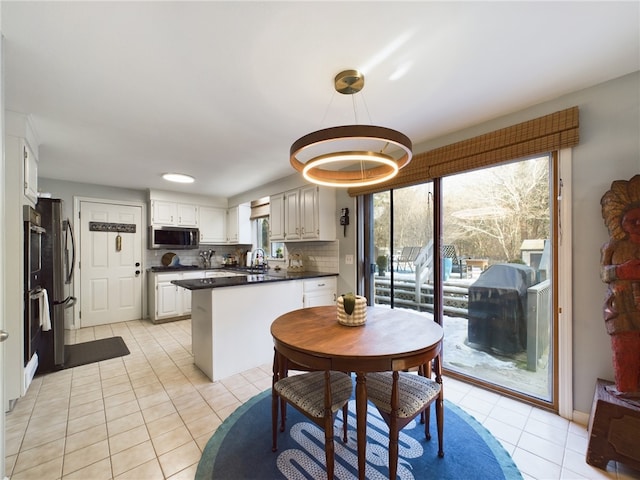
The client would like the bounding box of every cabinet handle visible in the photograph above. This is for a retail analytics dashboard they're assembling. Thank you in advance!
[318,283,325,287]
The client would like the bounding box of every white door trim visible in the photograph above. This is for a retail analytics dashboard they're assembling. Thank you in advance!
[72,196,147,329]
[557,148,573,420]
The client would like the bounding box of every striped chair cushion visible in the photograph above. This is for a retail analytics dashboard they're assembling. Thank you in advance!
[367,372,441,419]
[274,371,353,419]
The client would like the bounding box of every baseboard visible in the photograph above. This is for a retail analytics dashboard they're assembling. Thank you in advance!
[572,409,590,427]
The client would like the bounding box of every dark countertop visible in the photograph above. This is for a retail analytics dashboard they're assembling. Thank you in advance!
[148,265,209,272]
[170,269,338,290]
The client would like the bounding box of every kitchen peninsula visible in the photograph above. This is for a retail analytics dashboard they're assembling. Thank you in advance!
[172,269,338,381]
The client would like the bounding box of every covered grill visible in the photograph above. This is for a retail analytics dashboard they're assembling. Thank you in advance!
[467,263,536,355]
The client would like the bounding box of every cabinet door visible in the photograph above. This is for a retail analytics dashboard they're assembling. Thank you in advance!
[284,189,301,240]
[23,141,38,204]
[300,185,319,240]
[199,206,226,243]
[303,277,337,307]
[151,200,177,225]
[157,281,180,318]
[228,204,251,244]
[177,204,198,226]
[226,207,239,243]
[180,271,205,314]
[269,193,286,241]
[304,290,337,307]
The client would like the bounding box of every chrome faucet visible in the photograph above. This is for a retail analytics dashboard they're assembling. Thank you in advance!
[199,249,215,269]
[251,248,268,271]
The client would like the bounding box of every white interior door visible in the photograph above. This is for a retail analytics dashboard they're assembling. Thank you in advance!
[80,201,143,327]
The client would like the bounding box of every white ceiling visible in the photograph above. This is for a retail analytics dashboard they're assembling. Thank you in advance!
[3,1,639,198]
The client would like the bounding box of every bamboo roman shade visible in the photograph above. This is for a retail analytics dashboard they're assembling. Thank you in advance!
[347,106,579,197]
[250,196,270,219]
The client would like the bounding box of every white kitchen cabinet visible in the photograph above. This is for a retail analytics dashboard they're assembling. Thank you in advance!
[300,185,319,240]
[150,200,198,227]
[284,189,301,240]
[227,204,251,244]
[269,186,336,242]
[153,273,182,320]
[303,277,337,307]
[149,271,204,322]
[181,271,205,314]
[150,200,177,225]
[300,185,337,241]
[176,203,199,226]
[268,188,300,241]
[23,140,38,205]
[269,192,286,241]
[199,206,227,244]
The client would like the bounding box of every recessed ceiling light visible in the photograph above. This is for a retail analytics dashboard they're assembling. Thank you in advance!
[162,173,195,183]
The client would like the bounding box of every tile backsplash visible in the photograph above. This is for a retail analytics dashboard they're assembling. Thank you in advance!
[145,241,338,272]
[285,241,338,272]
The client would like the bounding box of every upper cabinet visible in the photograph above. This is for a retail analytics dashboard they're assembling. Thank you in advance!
[176,203,198,227]
[191,203,251,245]
[227,204,251,244]
[269,193,286,241]
[22,140,38,205]
[199,206,226,244]
[149,200,198,227]
[269,186,336,242]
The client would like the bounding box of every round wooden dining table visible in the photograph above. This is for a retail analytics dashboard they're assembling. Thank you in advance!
[271,305,444,480]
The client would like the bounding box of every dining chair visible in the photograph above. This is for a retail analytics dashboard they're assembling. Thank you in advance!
[366,354,444,479]
[272,355,353,480]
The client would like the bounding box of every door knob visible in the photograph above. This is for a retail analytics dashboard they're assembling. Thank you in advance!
[0,330,9,342]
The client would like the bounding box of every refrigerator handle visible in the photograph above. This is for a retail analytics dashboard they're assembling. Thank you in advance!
[53,295,76,308]
[64,219,76,285]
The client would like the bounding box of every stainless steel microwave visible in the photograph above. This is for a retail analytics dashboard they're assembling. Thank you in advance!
[148,226,199,250]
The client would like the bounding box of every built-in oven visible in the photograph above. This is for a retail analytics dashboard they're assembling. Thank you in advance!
[24,206,45,291]
[24,287,44,365]
[24,206,46,365]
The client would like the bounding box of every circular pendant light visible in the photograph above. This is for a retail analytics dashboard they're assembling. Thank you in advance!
[290,70,412,188]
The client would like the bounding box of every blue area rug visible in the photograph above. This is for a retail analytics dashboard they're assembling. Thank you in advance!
[196,389,522,480]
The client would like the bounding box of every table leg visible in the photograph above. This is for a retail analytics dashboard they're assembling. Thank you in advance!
[356,371,367,480]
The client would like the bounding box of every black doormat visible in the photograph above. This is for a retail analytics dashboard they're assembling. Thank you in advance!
[64,336,130,369]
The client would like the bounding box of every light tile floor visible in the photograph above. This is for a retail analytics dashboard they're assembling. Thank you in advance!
[4,318,640,479]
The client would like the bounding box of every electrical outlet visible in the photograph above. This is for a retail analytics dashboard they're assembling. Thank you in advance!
[345,254,354,265]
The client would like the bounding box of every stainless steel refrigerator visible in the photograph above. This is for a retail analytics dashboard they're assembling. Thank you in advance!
[36,197,76,372]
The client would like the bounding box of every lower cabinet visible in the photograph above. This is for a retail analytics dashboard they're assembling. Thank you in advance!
[302,277,337,307]
[149,271,205,323]
[150,272,338,322]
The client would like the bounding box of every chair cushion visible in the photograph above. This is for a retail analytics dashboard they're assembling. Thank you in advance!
[367,372,441,418]
[274,371,353,419]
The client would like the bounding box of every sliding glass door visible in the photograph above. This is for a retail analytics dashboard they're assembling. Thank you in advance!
[368,154,555,405]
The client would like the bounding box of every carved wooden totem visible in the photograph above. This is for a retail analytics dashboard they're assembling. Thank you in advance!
[600,174,640,395]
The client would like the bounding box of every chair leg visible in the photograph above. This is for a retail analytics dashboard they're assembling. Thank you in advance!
[324,418,335,480]
[271,390,278,452]
[436,395,444,457]
[280,398,286,432]
[424,405,432,440]
[389,415,399,480]
[342,403,348,442]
